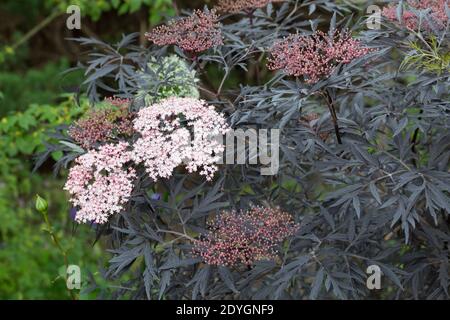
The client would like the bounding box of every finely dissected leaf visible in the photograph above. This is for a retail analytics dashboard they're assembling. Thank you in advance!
[83,64,118,84]
[218,266,239,294]
[310,267,324,300]
[369,182,382,205]
[160,258,201,270]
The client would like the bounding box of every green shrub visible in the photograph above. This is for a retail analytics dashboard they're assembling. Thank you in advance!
[0,59,83,117]
[0,96,104,299]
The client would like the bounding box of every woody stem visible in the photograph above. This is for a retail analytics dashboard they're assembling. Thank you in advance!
[322,90,342,144]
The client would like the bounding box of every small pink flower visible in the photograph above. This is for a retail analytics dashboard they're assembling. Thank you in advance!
[267,30,373,84]
[64,142,136,224]
[192,206,299,266]
[145,9,223,53]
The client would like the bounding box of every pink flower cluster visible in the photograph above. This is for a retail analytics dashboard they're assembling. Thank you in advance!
[215,0,284,14]
[192,206,299,266]
[65,97,228,224]
[382,0,449,30]
[132,97,229,181]
[64,142,136,224]
[267,30,373,84]
[68,97,134,149]
[145,9,223,53]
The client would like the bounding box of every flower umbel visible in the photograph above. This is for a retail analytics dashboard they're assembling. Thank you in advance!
[64,142,136,224]
[192,206,299,266]
[132,97,229,181]
[145,9,223,54]
[267,30,372,84]
[215,0,284,14]
[68,97,134,150]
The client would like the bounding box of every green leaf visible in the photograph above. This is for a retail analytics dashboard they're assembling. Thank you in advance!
[59,141,85,153]
[51,151,64,161]
[128,0,142,13]
[111,0,121,8]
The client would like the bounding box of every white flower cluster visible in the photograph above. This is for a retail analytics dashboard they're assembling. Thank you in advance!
[132,97,230,181]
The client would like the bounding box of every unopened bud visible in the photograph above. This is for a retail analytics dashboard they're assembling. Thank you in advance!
[35,194,48,213]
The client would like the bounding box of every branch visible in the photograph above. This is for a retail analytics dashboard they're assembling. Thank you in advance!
[321,89,342,144]
[10,10,62,51]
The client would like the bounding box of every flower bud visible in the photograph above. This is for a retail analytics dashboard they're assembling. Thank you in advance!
[35,194,48,213]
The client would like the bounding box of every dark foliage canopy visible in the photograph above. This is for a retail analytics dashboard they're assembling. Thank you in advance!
[38,0,450,300]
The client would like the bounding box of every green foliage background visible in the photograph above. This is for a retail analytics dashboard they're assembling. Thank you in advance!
[0,0,193,299]
[0,96,103,299]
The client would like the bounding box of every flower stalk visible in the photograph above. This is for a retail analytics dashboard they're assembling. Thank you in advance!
[35,195,77,300]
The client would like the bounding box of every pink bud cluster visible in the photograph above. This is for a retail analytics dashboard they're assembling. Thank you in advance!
[68,97,135,149]
[192,206,299,266]
[145,9,223,53]
[64,142,136,224]
[382,0,449,30]
[132,97,229,181]
[267,30,373,84]
[104,96,131,107]
[215,0,284,14]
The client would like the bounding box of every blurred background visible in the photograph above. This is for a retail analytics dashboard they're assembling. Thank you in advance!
[0,0,211,299]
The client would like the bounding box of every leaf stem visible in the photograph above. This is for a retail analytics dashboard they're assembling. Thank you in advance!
[38,197,77,300]
[321,89,342,144]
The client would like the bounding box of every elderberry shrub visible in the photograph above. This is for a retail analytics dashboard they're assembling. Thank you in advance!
[38,0,450,300]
